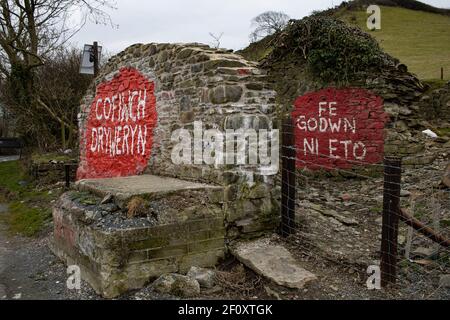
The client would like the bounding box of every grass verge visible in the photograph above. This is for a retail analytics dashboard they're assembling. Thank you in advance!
[0,160,58,237]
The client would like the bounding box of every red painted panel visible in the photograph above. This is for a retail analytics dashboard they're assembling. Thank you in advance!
[292,88,388,170]
[77,68,157,179]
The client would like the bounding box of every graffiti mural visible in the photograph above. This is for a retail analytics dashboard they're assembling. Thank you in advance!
[292,88,388,170]
[77,68,157,179]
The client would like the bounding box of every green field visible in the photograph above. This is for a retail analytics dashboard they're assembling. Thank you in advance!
[337,6,450,80]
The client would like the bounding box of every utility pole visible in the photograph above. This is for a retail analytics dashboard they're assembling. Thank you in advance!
[93,41,99,77]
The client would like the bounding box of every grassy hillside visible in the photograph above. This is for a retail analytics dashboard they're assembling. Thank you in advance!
[319,0,450,16]
[336,5,450,80]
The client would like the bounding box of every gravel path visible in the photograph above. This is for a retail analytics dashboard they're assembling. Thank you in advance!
[0,203,99,300]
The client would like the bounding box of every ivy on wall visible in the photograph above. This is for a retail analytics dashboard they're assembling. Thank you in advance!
[266,17,397,84]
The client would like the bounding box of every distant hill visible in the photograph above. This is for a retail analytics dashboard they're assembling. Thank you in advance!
[335,3,450,80]
[318,0,450,17]
[240,0,450,80]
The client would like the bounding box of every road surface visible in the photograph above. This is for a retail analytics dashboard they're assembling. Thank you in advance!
[0,156,20,163]
[0,203,98,300]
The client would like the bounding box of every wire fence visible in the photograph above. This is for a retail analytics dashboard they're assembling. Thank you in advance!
[279,116,450,299]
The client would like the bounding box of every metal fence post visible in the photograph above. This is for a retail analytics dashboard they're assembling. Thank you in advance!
[380,156,402,287]
[281,116,296,237]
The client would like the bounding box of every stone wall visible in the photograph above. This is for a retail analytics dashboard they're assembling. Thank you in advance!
[75,42,281,240]
[418,81,450,123]
[77,43,278,187]
[256,24,447,169]
[265,62,432,171]
[52,191,226,298]
[291,88,388,170]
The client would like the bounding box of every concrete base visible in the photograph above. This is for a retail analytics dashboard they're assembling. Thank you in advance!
[51,175,227,298]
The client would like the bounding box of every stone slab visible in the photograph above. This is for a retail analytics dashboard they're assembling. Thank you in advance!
[231,238,317,289]
[77,174,223,203]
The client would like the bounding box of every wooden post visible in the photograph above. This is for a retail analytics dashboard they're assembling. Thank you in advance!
[441,67,444,81]
[65,164,71,189]
[281,116,296,237]
[380,157,402,287]
[93,41,99,77]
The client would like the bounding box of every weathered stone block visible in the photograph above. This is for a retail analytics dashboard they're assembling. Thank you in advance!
[209,85,243,104]
[204,59,246,70]
[51,192,228,298]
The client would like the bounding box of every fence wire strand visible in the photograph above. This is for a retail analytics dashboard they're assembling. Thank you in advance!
[279,118,450,299]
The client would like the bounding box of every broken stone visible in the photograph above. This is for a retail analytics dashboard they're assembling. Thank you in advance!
[422,129,438,139]
[399,107,413,116]
[413,259,434,266]
[319,208,359,226]
[100,194,114,205]
[398,235,406,245]
[340,194,352,202]
[152,274,200,298]
[232,238,317,289]
[99,203,120,213]
[439,274,450,288]
[209,85,243,104]
[400,190,411,197]
[187,266,216,289]
[264,286,282,300]
[395,120,409,132]
[440,163,450,189]
[411,247,437,259]
[85,210,101,221]
[384,103,400,118]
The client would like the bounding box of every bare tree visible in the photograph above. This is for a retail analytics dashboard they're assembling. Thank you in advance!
[250,11,290,42]
[209,32,224,49]
[0,0,116,149]
[34,47,92,149]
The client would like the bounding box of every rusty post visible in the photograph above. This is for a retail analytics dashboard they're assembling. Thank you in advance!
[399,208,450,248]
[380,156,402,287]
[441,67,444,81]
[281,116,296,237]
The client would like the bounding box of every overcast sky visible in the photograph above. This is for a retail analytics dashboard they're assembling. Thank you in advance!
[71,0,450,54]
